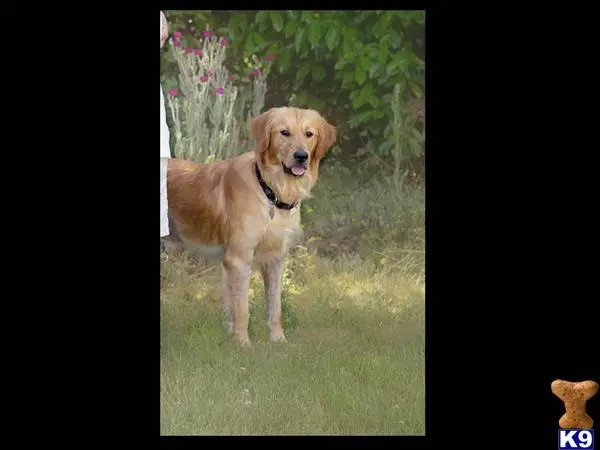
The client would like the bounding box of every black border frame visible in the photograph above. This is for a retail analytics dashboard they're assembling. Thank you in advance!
[38,6,598,448]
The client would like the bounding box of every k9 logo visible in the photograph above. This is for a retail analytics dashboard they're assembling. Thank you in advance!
[559,429,594,449]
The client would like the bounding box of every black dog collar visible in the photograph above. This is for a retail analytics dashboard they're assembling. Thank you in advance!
[255,163,297,210]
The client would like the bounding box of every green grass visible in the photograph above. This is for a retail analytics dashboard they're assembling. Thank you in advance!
[160,161,425,436]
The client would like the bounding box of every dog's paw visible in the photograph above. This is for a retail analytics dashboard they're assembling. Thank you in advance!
[270,329,287,343]
[234,334,252,347]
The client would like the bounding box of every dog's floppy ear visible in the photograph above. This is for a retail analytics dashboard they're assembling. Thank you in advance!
[251,109,272,154]
[314,117,336,162]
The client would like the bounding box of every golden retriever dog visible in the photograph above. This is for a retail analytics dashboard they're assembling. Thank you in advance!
[166,107,336,346]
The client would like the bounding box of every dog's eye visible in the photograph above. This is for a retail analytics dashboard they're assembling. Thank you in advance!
[280,130,290,137]
[305,131,314,138]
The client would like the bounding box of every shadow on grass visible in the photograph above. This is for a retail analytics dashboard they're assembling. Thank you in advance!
[160,247,424,436]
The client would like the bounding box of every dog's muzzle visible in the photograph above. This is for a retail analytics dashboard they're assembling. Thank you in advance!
[283,149,309,176]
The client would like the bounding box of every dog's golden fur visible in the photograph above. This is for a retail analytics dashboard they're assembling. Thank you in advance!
[167,107,336,345]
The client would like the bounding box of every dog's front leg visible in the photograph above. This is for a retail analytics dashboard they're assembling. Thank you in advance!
[260,257,286,342]
[223,252,253,346]
[220,265,233,335]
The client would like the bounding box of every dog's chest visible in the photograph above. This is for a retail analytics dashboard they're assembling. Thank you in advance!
[255,208,302,257]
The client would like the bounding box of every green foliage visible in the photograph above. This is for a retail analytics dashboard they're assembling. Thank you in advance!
[161,10,425,173]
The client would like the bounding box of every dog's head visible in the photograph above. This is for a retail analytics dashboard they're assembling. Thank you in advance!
[251,107,336,177]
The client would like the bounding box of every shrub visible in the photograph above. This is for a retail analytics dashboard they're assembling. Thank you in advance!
[161,11,425,173]
[164,26,272,163]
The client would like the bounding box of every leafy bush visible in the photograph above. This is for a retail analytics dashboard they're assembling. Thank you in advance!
[161,10,425,173]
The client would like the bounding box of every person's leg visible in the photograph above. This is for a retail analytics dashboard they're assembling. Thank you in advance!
[160,157,169,237]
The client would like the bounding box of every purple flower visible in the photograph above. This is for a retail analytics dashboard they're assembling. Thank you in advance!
[251,68,260,78]
[199,75,208,83]
[215,87,225,95]
[172,40,182,48]
[265,54,275,62]
[168,88,179,97]
[202,30,216,37]
[173,32,183,40]
[194,49,202,56]
[219,38,230,46]
[184,47,193,54]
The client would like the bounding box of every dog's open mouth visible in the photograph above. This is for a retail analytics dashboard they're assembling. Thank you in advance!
[282,163,306,177]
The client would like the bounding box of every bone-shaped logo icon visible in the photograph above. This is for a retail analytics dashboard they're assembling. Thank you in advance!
[551,379,598,429]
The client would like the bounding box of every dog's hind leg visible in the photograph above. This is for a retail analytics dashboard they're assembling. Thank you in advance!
[220,264,234,335]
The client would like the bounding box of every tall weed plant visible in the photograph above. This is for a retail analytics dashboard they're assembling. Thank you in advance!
[164,27,270,163]
[390,82,425,189]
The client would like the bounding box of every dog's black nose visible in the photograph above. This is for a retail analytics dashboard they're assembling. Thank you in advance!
[293,150,308,163]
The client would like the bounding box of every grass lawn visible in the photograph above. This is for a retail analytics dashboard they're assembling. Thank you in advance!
[160,163,425,435]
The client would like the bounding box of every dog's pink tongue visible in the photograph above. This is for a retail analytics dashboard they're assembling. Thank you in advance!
[291,166,305,176]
